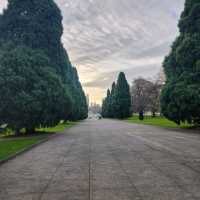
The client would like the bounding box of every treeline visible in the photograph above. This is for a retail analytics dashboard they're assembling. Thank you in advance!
[102,0,200,127]
[102,72,131,119]
[102,72,163,120]
[161,0,200,126]
[0,0,88,135]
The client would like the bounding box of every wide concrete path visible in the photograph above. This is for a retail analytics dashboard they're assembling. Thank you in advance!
[0,119,200,200]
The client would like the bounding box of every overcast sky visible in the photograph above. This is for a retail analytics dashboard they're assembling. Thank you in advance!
[0,0,185,103]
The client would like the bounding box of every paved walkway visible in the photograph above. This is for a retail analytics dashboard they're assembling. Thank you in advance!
[0,119,200,200]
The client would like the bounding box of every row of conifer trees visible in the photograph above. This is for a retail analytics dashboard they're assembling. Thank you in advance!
[161,0,200,126]
[102,0,200,126]
[102,72,131,119]
[0,0,88,134]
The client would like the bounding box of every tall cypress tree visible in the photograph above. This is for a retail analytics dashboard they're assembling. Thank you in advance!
[102,72,131,119]
[102,99,107,118]
[0,45,72,134]
[68,67,88,121]
[0,0,88,121]
[0,0,70,77]
[161,0,200,125]
[115,72,131,119]
[102,89,111,118]
[110,82,117,118]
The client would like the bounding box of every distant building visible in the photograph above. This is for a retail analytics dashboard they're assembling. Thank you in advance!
[89,102,102,114]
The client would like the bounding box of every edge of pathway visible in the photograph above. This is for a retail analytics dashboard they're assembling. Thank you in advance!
[0,121,81,166]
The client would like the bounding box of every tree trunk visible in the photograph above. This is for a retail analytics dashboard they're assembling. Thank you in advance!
[152,111,156,118]
[26,127,35,135]
[15,128,21,136]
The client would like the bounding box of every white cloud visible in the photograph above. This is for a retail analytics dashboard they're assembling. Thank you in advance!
[0,0,185,103]
[0,0,7,13]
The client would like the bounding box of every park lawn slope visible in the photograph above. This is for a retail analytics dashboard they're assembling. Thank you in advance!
[37,121,78,133]
[0,136,46,161]
[0,121,78,161]
[126,116,192,129]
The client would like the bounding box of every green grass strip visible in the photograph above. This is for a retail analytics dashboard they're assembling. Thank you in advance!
[0,121,79,161]
[37,121,78,133]
[0,136,46,161]
[126,116,192,129]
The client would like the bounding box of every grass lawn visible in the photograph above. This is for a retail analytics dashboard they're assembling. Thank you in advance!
[126,116,192,129]
[0,121,78,161]
[37,121,78,133]
[0,136,46,161]
[0,121,78,137]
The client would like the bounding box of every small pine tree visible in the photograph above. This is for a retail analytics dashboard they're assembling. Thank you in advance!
[110,82,117,118]
[102,89,111,118]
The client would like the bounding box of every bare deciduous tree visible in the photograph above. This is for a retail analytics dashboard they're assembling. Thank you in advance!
[148,81,161,117]
[131,78,152,120]
[131,76,164,120]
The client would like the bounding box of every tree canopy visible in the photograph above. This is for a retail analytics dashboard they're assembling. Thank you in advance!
[0,0,88,134]
[102,72,131,119]
[131,78,162,120]
[161,0,200,125]
[0,46,72,134]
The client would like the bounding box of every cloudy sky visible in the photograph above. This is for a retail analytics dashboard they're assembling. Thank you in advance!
[0,0,185,103]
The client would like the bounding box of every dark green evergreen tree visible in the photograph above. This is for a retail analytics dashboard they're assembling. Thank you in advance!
[0,0,88,121]
[68,67,88,121]
[0,0,69,77]
[102,89,111,118]
[0,46,72,135]
[102,72,131,119]
[102,99,106,117]
[110,82,117,118]
[115,72,131,119]
[161,0,200,125]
